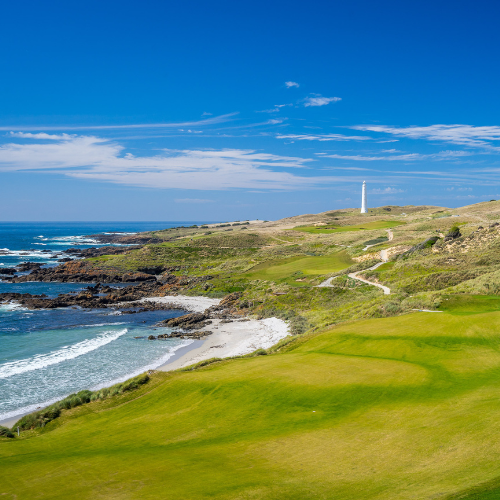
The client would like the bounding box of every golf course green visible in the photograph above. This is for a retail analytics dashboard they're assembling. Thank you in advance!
[292,220,402,234]
[243,250,353,283]
[3,308,500,499]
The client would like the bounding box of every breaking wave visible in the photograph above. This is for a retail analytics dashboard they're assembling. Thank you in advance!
[0,328,128,379]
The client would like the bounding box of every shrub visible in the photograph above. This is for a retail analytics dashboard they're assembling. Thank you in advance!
[0,425,14,438]
[253,349,268,356]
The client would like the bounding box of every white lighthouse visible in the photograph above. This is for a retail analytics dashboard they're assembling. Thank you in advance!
[361,180,368,214]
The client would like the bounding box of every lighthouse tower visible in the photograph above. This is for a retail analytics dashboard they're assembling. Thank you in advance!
[361,181,368,214]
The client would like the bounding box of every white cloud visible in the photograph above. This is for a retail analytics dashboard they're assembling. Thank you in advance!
[175,198,214,203]
[257,104,292,114]
[303,95,341,107]
[323,153,422,161]
[285,81,300,88]
[0,133,357,191]
[321,150,471,161]
[371,187,404,194]
[0,113,236,131]
[351,124,500,149]
[277,133,370,142]
[8,132,78,140]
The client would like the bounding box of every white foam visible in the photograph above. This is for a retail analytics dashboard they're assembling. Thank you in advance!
[90,339,192,390]
[103,232,137,235]
[0,328,128,379]
[0,248,57,258]
[0,302,28,312]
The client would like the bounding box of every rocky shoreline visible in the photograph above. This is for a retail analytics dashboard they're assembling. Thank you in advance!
[0,254,245,340]
[0,232,247,343]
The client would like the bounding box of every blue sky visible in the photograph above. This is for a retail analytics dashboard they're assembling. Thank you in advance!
[1,0,500,221]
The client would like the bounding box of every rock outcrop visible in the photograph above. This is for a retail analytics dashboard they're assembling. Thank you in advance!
[10,261,156,284]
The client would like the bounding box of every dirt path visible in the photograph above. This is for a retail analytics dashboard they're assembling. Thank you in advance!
[317,249,391,294]
[348,253,391,295]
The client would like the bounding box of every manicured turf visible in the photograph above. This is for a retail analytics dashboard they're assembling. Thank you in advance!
[438,294,500,315]
[292,220,402,234]
[3,311,500,499]
[243,250,353,283]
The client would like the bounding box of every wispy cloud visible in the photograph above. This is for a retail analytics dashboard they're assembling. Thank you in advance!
[303,95,341,107]
[175,198,214,203]
[257,104,292,114]
[0,133,356,191]
[371,187,404,194]
[277,133,369,142]
[0,113,237,131]
[351,124,500,149]
[320,150,470,161]
[285,81,300,88]
[8,132,76,140]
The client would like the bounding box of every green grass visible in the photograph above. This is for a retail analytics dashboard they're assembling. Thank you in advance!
[438,294,500,315]
[243,250,353,284]
[4,312,500,498]
[292,220,403,234]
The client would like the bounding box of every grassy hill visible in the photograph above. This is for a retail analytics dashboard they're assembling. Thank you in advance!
[3,308,500,499]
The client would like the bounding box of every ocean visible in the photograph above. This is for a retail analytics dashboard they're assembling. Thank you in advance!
[0,222,205,424]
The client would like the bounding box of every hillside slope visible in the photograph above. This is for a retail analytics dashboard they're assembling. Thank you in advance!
[3,310,500,499]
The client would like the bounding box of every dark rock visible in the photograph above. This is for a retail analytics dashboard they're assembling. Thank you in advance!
[0,267,17,275]
[11,260,157,284]
[167,330,212,339]
[16,262,43,272]
[137,266,166,275]
[148,335,156,340]
[159,312,211,330]
[62,246,135,259]
[0,281,164,310]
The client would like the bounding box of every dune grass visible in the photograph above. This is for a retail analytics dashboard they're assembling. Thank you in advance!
[3,311,500,498]
[293,220,403,234]
[243,250,353,284]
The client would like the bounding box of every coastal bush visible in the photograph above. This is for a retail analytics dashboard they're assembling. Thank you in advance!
[0,426,14,438]
[14,374,150,431]
[251,348,268,356]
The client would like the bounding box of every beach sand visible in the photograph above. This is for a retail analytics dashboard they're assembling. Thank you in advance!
[142,295,290,371]
[158,317,289,371]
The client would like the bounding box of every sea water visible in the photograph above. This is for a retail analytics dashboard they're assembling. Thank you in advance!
[0,222,206,423]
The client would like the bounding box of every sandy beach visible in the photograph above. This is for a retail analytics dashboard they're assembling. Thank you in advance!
[142,295,290,371]
[158,317,289,370]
